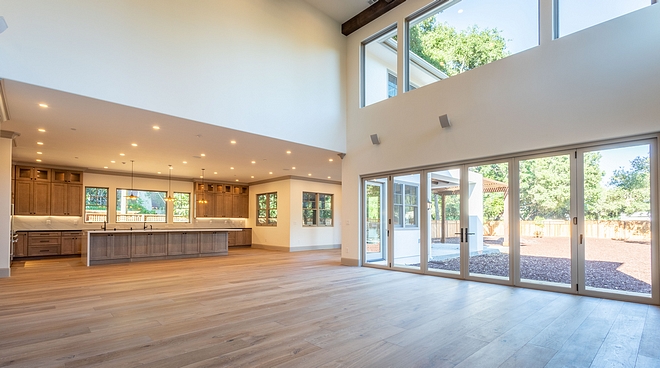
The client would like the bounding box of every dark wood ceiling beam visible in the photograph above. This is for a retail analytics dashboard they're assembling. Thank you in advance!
[341,0,407,36]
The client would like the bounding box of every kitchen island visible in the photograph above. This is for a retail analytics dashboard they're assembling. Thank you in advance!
[86,228,242,266]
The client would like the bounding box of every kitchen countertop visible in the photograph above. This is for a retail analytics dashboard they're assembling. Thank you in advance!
[88,228,244,234]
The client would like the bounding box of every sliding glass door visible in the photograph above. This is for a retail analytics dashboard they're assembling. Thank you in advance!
[364,178,388,266]
[427,168,462,276]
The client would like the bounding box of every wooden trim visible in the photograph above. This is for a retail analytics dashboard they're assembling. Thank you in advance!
[290,244,341,252]
[251,243,290,252]
[342,0,407,36]
[341,258,359,266]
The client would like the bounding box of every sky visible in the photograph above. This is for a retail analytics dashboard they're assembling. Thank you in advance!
[593,144,650,187]
[422,0,653,54]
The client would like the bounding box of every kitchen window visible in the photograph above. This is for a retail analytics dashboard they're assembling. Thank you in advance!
[257,192,277,226]
[116,189,167,223]
[84,187,108,223]
[173,192,190,223]
[303,192,333,227]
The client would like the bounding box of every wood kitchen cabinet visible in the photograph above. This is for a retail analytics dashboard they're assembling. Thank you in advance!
[194,182,249,219]
[89,233,131,260]
[13,232,27,257]
[27,232,61,256]
[51,182,83,216]
[14,180,50,215]
[61,231,84,255]
[13,166,82,217]
[167,232,199,255]
[199,231,228,254]
[132,232,167,258]
[228,229,252,246]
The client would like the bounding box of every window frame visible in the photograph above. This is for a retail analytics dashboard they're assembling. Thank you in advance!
[361,23,398,108]
[115,188,167,223]
[393,181,419,228]
[173,192,191,223]
[84,186,108,223]
[302,192,334,227]
[257,192,278,226]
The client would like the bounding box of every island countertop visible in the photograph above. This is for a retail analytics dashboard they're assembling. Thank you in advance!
[87,228,244,234]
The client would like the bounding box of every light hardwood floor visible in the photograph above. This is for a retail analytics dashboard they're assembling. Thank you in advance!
[2,248,659,367]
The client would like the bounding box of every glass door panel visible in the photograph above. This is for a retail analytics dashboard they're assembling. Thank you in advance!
[581,143,652,296]
[365,178,388,266]
[468,162,510,280]
[393,174,421,269]
[518,154,573,288]
[427,168,461,275]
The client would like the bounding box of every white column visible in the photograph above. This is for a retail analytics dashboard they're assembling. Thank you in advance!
[0,133,14,277]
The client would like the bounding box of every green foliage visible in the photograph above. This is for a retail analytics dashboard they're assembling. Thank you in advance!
[409,19,510,77]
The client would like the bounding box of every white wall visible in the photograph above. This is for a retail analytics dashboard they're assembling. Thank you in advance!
[248,180,291,250]
[13,172,247,231]
[341,1,660,262]
[289,179,341,250]
[0,0,347,152]
[0,137,12,277]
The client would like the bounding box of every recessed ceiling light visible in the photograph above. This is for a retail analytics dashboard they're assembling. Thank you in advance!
[251,176,254,178]
[37,152,42,155]
[157,172,161,174]
[201,153,206,157]
[183,161,187,164]
[37,142,44,145]
[308,173,312,176]
[230,140,237,144]
[104,166,108,169]
[38,103,48,108]
[36,159,42,162]
[269,172,273,175]
[292,167,296,170]
[111,160,116,163]
[251,161,256,164]
[38,128,46,132]
[214,172,217,174]
[286,150,291,154]
[199,175,203,178]
[131,143,138,147]
[169,166,174,170]
[230,167,234,170]
[153,126,160,130]
[329,158,334,162]
[235,179,239,182]
[120,153,125,156]
[328,176,331,179]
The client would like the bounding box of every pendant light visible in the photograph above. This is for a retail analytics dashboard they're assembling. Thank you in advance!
[126,160,137,200]
[197,168,208,204]
[165,165,175,202]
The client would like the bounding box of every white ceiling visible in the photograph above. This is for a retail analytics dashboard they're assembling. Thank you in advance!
[303,0,370,23]
[1,80,343,183]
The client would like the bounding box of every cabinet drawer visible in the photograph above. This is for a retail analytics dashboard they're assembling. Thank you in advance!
[28,237,61,246]
[28,245,60,256]
[61,232,83,237]
[30,232,62,237]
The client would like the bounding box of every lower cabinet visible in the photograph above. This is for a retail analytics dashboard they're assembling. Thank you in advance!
[200,232,228,254]
[167,232,199,255]
[89,233,131,260]
[13,232,28,257]
[61,231,84,255]
[228,229,252,246]
[132,233,167,258]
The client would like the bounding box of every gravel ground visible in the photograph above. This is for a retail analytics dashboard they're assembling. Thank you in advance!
[426,237,652,294]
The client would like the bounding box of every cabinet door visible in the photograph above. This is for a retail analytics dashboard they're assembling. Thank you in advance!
[89,235,111,260]
[61,237,75,255]
[51,183,67,216]
[233,195,248,218]
[242,229,252,246]
[67,184,83,216]
[213,232,228,253]
[14,181,32,215]
[111,234,131,259]
[223,194,233,217]
[214,193,225,217]
[183,232,199,254]
[228,231,237,246]
[149,233,168,256]
[16,166,33,181]
[168,232,184,255]
[132,233,149,257]
[199,232,215,253]
[33,182,51,215]
[14,232,27,257]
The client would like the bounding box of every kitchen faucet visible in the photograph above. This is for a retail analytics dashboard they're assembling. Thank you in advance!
[143,222,152,230]
[102,221,107,231]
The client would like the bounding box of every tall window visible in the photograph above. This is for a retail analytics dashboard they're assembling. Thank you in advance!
[303,192,333,227]
[173,192,190,223]
[257,192,277,226]
[394,182,418,227]
[362,25,397,107]
[555,0,653,38]
[116,189,167,223]
[85,187,108,223]
[406,0,539,90]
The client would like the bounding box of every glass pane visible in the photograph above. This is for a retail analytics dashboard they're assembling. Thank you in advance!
[269,194,277,209]
[468,163,510,280]
[116,189,167,223]
[85,187,108,223]
[393,174,420,269]
[258,195,267,209]
[320,210,332,226]
[393,183,403,226]
[428,168,461,275]
[519,154,571,287]
[363,27,397,107]
[408,0,538,89]
[365,178,388,265]
[173,192,190,223]
[557,0,650,38]
[303,209,317,226]
[583,144,652,296]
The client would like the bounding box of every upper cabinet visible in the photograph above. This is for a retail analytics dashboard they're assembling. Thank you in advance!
[194,182,249,219]
[13,166,83,217]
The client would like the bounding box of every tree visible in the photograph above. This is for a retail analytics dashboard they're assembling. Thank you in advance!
[409,18,510,77]
[605,156,650,217]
